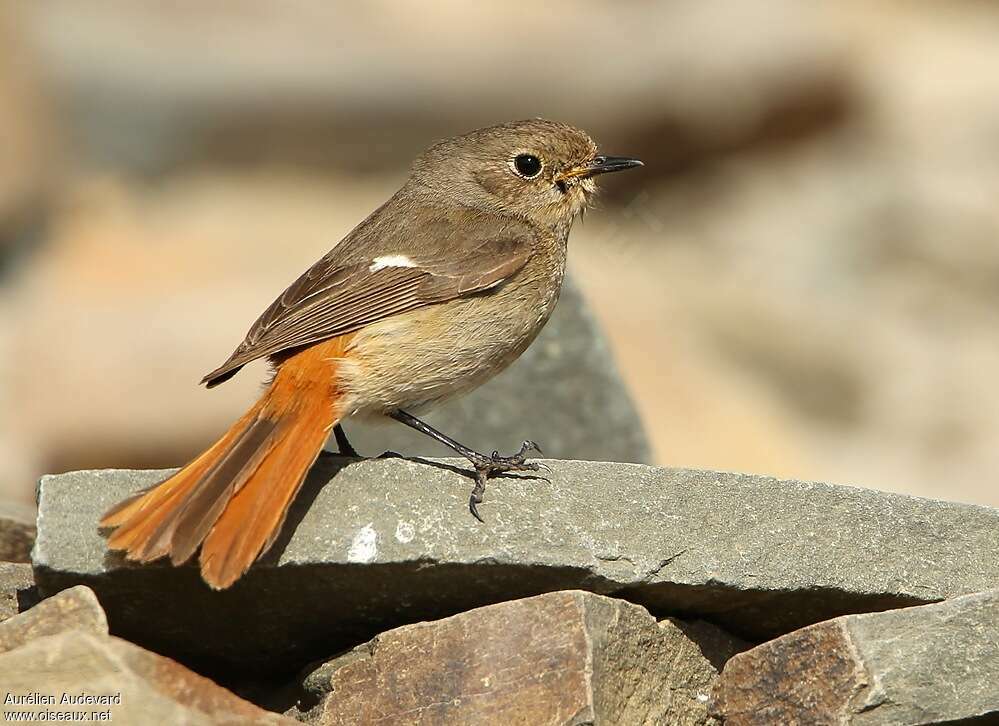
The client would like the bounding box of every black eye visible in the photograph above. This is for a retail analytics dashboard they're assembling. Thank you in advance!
[513,154,542,178]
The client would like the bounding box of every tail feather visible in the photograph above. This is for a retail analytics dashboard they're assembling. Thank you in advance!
[99,335,351,589]
[101,413,256,555]
[167,416,279,566]
[200,405,331,589]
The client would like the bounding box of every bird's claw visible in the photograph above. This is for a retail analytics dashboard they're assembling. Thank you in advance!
[466,439,545,522]
[469,474,487,523]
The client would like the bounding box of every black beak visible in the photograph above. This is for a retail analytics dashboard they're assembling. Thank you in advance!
[580,155,644,177]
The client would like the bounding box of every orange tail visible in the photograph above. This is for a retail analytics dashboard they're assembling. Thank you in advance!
[100,336,352,590]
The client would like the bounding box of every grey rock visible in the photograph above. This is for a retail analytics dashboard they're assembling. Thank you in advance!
[0,499,36,563]
[712,589,999,725]
[33,459,999,678]
[0,585,107,655]
[294,591,744,726]
[338,276,651,465]
[0,561,35,623]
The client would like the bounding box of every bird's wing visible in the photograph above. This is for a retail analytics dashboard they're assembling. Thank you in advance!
[202,214,535,387]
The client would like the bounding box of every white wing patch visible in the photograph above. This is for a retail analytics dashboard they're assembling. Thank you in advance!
[369,255,417,272]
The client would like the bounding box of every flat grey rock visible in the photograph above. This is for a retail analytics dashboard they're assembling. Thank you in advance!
[33,459,999,678]
[338,277,652,465]
[713,589,999,724]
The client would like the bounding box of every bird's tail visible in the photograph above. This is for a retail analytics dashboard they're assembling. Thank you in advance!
[100,336,352,590]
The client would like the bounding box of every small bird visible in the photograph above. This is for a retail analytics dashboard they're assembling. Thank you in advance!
[100,119,642,589]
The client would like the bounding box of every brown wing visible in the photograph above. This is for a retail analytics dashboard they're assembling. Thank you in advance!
[202,216,535,387]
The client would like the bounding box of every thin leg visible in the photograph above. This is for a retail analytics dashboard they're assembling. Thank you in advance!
[333,423,359,458]
[389,409,543,522]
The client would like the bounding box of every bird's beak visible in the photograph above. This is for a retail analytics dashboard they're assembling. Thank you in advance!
[556,155,644,182]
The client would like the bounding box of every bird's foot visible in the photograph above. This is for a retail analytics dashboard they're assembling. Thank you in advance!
[467,440,546,522]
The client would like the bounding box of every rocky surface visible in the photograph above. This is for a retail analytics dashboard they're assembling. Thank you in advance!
[1,630,295,725]
[0,499,36,563]
[33,459,999,676]
[0,561,36,623]
[292,590,746,725]
[712,589,999,725]
[0,585,106,654]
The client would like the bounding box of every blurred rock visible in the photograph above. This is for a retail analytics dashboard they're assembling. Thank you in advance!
[32,460,999,677]
[293,591,745,725]
[0,630,294,725]
[0,561,35,623]
[0,5,57,251]
[0,499,35,562]
[0,585,106,654]
[712,589,999,725]
[570,2,999,504]
[19,1,849,178]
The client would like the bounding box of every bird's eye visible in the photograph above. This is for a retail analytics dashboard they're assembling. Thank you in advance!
[512,154,543,179]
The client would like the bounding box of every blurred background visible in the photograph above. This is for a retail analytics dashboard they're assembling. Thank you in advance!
[2,1,998,508]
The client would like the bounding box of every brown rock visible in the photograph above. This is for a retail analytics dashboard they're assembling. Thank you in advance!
[0,630,294,725]
[0,585,106,654]
[296,590,747,726]
[0,499,36,562]
[711,619,862,724]
[0,561,35,623]
[712,589,999,724]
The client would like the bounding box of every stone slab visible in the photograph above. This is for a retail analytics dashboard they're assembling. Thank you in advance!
[712,589,999,725]
[294,591,745,725]
[33,459,999,677]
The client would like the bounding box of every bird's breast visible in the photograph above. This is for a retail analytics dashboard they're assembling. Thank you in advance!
[339,240,567,415]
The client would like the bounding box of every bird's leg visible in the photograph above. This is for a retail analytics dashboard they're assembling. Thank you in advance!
[389,409,543,522]
[332,423,360,458]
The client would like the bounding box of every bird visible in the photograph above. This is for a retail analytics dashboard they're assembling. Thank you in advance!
[99,119,643,589]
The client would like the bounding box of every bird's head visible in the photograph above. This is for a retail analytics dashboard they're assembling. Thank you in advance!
[411,119,643,227]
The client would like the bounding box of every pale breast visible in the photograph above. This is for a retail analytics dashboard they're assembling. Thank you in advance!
[339,238,567,416]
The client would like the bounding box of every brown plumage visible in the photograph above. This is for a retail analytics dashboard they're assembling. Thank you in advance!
[100,119,642,589]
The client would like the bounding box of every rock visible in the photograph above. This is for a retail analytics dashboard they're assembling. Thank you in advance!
[32,460,999,678]
[0,630,294,725]
[0,7,56,247]
[20,2,846,176]
[0,561,35,623]
[0,585,106,654]
[712,589,999,725]
[0,499,36,562]
[662,617,751,672]
[343,276,651,464]
[293,590,744,725]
